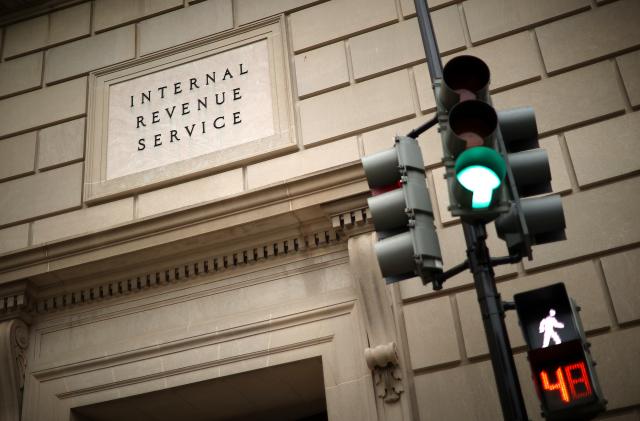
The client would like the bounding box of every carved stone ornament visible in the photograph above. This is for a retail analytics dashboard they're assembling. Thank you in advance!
[0,319,30,421]
[365,342,404,403]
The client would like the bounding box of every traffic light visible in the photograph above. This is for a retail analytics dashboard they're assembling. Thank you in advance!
[361,135,444,287]
[436,55,510,221]
[514,283,606,420]
[494,107,566,259]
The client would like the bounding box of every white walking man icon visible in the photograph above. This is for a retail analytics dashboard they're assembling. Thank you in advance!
[539,309,564,348]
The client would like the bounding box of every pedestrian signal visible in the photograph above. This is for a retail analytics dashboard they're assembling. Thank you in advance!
[514,283,606,420]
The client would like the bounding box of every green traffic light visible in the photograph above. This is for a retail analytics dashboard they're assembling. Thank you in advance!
[457,165,501,208]
[454,147,506,209]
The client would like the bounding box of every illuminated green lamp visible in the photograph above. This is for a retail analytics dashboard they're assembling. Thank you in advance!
[454,147,506,209]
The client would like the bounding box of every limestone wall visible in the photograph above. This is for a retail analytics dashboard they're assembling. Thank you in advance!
[0,0,638,420]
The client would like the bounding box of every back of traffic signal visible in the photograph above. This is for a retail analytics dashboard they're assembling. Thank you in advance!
[361,135,444,287]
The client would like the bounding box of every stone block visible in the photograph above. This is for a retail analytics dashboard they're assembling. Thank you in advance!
[294,42,349,98]
[464,0,590,45]
[597,412,640,421]
[0,52,42,98]
[539,135,572,194]
[0,77,87,138]
[236,0,319,26]
[94,0,183,32]
[289,0,397,53]
[0,162,83,226]
[325,375,377,421]
[536,0,640,74]
[3,15,48,58]
[138,0,233,56]
[350,10,464,82]
[350,19,422,82]
[48,3,91,45]
[137,168,243,218]
[299,70,415,145]
[403,295,460,369]
[457,261,610,358]
[413,64,436,113]
[37,118,86,170]
[246,137,359,190]
[45,26,135,83]
[524,177,640,270]
[565,112,640,188]
[431,165,455,225]
[0,224,29,255]
[431,5,466,55]
[591,326,640,410]
[361,114,442,167]
[493,62,625,136]
[0,132,36,181]
[617,50,640,108]
[447,31,541,91]
[601,248,640,324]
[3,4,91,58]
[414,361,503,420]
[32,198,134,244]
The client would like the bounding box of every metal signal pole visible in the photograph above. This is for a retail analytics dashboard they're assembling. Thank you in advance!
[413,1,529,420]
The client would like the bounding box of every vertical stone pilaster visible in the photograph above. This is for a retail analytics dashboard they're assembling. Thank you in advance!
[0,318,30,421]
[347,232,416,421]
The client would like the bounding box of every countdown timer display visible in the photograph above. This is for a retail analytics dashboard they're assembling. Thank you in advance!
[515,283,606,420]
[540,360,592,406]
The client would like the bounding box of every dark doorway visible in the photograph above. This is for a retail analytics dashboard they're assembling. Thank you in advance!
[72,357,327,421]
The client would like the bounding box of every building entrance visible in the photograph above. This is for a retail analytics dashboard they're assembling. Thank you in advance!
[71,358,327,421]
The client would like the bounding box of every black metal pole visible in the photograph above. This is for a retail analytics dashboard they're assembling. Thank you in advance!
[463,223,529,421]
[414,0,442,80]
[413,1,529,420]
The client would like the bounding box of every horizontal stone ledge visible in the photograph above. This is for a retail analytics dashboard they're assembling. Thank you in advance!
[0,163,368,285]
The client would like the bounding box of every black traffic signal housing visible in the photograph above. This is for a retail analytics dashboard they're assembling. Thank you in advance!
[361,135,444,288]
[436,55,510,222]
[514,283,606,420]
[494,107,567,259]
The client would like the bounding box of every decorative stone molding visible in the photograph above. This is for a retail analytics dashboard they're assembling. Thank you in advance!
[365,342,404,403]
[331,207,372,237]
[0,280,34,323]
[0,318,30,421]
[348,231,423,420]
[348,232,410,409]
[35,227,344,313]
[0,164,366,286]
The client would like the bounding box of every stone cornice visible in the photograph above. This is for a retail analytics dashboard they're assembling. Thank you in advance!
[0,280,34,323]
[0,163,369,286]
[33,225,346,315]
[0,165,375,316]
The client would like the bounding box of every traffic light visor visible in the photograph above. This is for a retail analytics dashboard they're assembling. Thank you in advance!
[440,55,490,109]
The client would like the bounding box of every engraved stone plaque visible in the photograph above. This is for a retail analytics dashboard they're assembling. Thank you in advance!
[86,18,295,203]
[107,40,274,180]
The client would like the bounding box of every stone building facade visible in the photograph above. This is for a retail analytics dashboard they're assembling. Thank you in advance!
[0,0,639,420]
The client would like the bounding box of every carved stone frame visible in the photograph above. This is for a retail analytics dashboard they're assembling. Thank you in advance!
[85,16,296,203]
